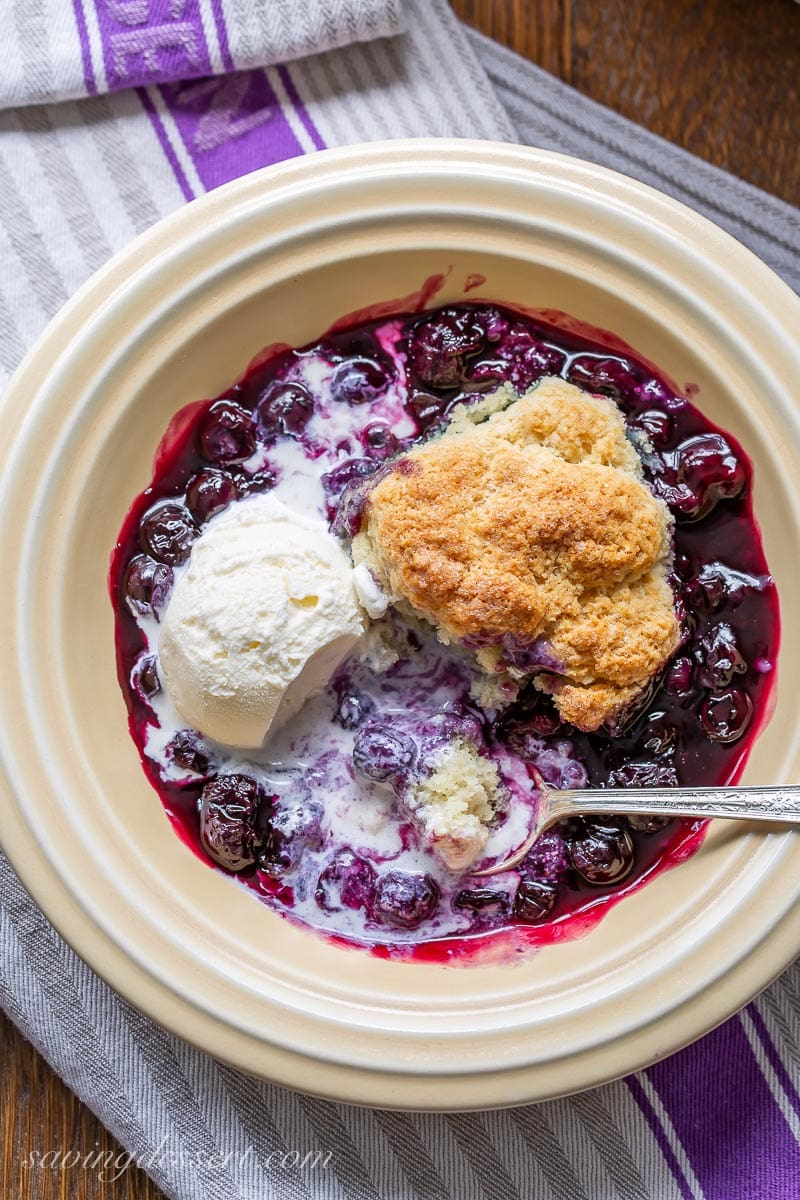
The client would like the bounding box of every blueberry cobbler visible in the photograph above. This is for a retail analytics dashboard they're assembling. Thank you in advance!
[111,299,779,958]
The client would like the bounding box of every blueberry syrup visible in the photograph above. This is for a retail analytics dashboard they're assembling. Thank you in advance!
[110,300,779,961]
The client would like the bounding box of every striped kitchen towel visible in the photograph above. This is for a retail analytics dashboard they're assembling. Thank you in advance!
[2,3,800,1199]
[2,0,405,109]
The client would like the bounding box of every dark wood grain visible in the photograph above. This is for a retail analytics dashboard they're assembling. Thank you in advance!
[453,0,800,205]
[4,4,798,1199]
[1,1011,161,1199]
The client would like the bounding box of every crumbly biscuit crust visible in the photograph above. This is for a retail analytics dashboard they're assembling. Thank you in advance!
[353,377,679,731]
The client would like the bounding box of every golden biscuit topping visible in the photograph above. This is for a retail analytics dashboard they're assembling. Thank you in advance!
[352,377,679,731]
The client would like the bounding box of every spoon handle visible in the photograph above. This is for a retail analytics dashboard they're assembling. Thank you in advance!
[472,784,800,878]
[546,785,800,829]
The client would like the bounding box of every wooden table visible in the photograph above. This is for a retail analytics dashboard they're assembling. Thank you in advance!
[458,0,800,205]
[3,2,798,1198]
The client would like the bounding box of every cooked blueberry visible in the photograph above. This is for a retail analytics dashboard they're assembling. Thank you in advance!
[169,730,212,775]
[510,735,587,791]
[331,488,370,539]
[237,468,277,496]
[131,654,160,700]
[649,476,698,519]
[323,458,382,537]
[537,749,588,791]
[125,554,174,617]
[499,695,562,745]
[435,701,485,746]
[185,468,240,523]
[700,688,753,744]
[315,848,376,912]
[638,712,677,755]
[501,635,562,673]
[673,552,694,581]
[199,400,256,464]
[199,774,270,872]
[330,358,388,405]
[605,675,665,739]
[686,562,765,613]
[405,389,452,433]
[606,759,679,789]
[352,724,417,785]
[469,326,566,390]
[372,870,439,929]
[639,377,682,410]
[260,801,323,875]
[568,821,634,885]
[320,457,376,497]
[362,421,398,457]
[334,689,376,730]
[664,655,694,697]
[678,434,746,506]
[407,308,485,388]
[460,630,499,652]
[653,434,746,521]
[629,408,673,447]
[499,719,542,758]
[256,381,314,437]
[697,623,747,689]
[478,307,510,342]
[522,831,569,882]
[139,502,198,566]
[685,564,728,612]
[278,799,323,844]
[673,590,695,647]
[513,879,558,923]
[454,888,510,914]
[567,355,645,401]
[627,813,671,834]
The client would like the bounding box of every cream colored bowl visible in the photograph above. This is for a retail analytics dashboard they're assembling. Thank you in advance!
[1,140,800,1109]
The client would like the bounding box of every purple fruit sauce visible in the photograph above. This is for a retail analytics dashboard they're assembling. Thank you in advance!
[110,299,779,962]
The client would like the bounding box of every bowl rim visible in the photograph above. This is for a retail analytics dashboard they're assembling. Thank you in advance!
[2,138,800,1110]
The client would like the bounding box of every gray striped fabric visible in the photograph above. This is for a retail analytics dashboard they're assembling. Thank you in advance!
[2,0,405,109]
[1,4,799,1199]
[223,0,405,76]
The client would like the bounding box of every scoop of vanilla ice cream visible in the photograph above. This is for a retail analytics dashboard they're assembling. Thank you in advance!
[159,494,365,748]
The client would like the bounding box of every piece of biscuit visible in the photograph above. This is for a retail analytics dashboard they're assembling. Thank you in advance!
[352,376,679,731]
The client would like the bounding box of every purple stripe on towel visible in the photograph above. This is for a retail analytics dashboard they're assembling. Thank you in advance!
[137,87,195,202]
[626,1075,696,1200]
[208,0,235,73]
[645,1016,800,1200]
[157,70,310,192]
[276,64,326,151]
[90,0,213,93]
[86,4,326,191]
[749,1005,800,1123]
[71,0,97,95]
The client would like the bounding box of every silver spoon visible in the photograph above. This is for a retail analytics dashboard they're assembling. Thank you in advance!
[472,784,800,876]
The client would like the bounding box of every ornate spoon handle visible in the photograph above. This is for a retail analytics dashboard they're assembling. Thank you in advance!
[543,785,800,831]
[472,785,800,876]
